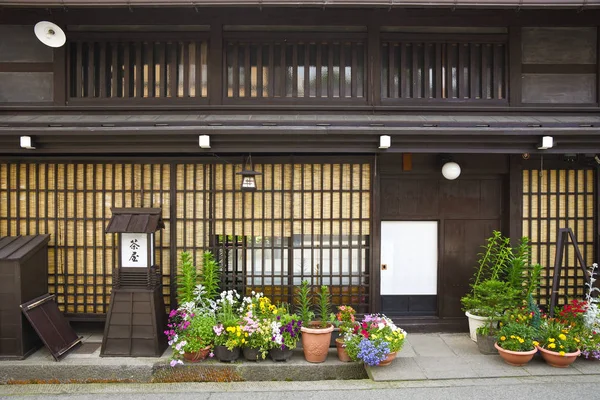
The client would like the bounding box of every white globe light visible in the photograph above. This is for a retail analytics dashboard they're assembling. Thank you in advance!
[442,161,461,180]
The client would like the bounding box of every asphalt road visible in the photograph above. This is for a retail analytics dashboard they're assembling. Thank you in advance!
[0,375,596,400]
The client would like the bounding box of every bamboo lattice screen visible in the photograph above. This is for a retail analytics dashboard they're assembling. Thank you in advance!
[0,161,371,315]
[522,169,595,307]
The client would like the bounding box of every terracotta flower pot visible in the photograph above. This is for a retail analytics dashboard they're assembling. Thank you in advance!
[269,346,294,362]
[182,346,211,362]
[335,337,352,362]
[300,323,334,363]
[377,351,397,366]
[537,346,581,368]
[494,342,537,366]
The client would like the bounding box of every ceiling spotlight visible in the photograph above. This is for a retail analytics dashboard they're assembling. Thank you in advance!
[199,134,211,149]
[20,136,35,150]
[379,135,391,149]
[538,136,554,150]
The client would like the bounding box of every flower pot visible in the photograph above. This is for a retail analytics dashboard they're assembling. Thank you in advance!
[182,346,211,362]
[300,323,334,363]
[269,346,294,362]
[476,333,498,355]
[335,338,352,362]
[465,311,493,342]
[537,346,581,368]
[242,347,263,361]
[494,342,537,366]
[214,345,240,363]
[376,351,397,366]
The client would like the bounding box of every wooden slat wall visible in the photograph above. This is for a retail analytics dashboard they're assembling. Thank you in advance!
[0,163,172,314]
[225,38,366,100]
[522,169,595,307]
[69,39,208,100]
[381,37,507,101]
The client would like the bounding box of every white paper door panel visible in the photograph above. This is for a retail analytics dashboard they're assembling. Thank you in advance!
[380,221,438,295]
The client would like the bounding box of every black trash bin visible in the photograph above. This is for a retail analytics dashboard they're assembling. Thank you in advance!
[0,235,50,359]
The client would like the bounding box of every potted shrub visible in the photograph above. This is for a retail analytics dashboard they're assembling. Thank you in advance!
[344,313,407,367]
[461,232,541,342]
[297,281,335,363]
[494,321,538,366]
[334,305,357,362]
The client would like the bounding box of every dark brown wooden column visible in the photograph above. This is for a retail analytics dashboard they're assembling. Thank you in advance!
[508,155,523,244]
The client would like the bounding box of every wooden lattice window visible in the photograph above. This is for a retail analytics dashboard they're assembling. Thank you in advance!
[381,35,507,102]
[0,163,172,314]
[225,34,366,101]
[69,36,208,100]
[522,169,596,308]
[207,163,372,312]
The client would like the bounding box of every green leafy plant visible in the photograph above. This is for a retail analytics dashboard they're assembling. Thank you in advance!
[538,319,580,354]
[316,285,334,328]
[495,321,537,352]
[199,251,221,300]
[295,280,315,325]
[177,252,198,304]
[181,313,217,352]
[461,279,520,318]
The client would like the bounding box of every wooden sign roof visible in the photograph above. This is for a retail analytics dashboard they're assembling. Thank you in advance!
[105,208,165,233]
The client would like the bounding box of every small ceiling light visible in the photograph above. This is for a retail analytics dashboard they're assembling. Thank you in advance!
[442,161,461,180]
[236,155,262,192]
[538,136,553,150]
[20,136,35,150]
[379,135,391,149]
[199,134,211,149]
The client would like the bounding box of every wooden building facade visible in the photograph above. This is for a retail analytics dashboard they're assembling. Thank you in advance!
[0,2,599,330]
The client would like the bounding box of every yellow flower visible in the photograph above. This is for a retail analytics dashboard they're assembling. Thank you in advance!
[245,333,249,337]
[575,338,580,343]
[558,334,567,341]
[510,335,515,339]
[561,329,568,334]
[518,338,524,344]
[500,336,506,341]
[548,338,555,343]
[559,351,565,356]
[533,341,539,346]
[548,343,556,349]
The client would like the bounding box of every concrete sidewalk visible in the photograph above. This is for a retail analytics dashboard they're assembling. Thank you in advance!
[1,331,599,384]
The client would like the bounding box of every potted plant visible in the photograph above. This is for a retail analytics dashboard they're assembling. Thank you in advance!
[269,311,303,361]
[240,292,278,361]
[537,319,581,367]
[297,281,335,363]
[494,321,538,366]
[334,305,357,362]
[213,289,244,362]
[344,313,407,367]
[461,232,541,342]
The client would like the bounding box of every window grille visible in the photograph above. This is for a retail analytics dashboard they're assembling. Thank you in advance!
[381,36,507,101]
[69,38,208,100]
[522,169,596,308]
[225,37,366,100]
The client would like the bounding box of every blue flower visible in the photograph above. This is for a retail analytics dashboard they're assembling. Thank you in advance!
[357,338,390,366]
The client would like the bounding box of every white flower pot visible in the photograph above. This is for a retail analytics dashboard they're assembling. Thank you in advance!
[465,311,490,342]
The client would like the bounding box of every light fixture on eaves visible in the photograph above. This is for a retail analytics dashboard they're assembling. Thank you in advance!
[379,135,391,149]
[441,156,461,180]
[537,136,554,150]
[20,136,35,150]
[199,134,211,149]
[237,155,262,192]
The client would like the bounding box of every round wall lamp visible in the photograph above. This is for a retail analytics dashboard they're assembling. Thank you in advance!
[442,161,461,180]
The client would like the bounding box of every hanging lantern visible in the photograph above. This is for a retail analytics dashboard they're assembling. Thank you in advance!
[237,155,262,192]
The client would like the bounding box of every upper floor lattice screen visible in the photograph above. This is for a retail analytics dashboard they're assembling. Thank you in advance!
[69,37,208,100]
